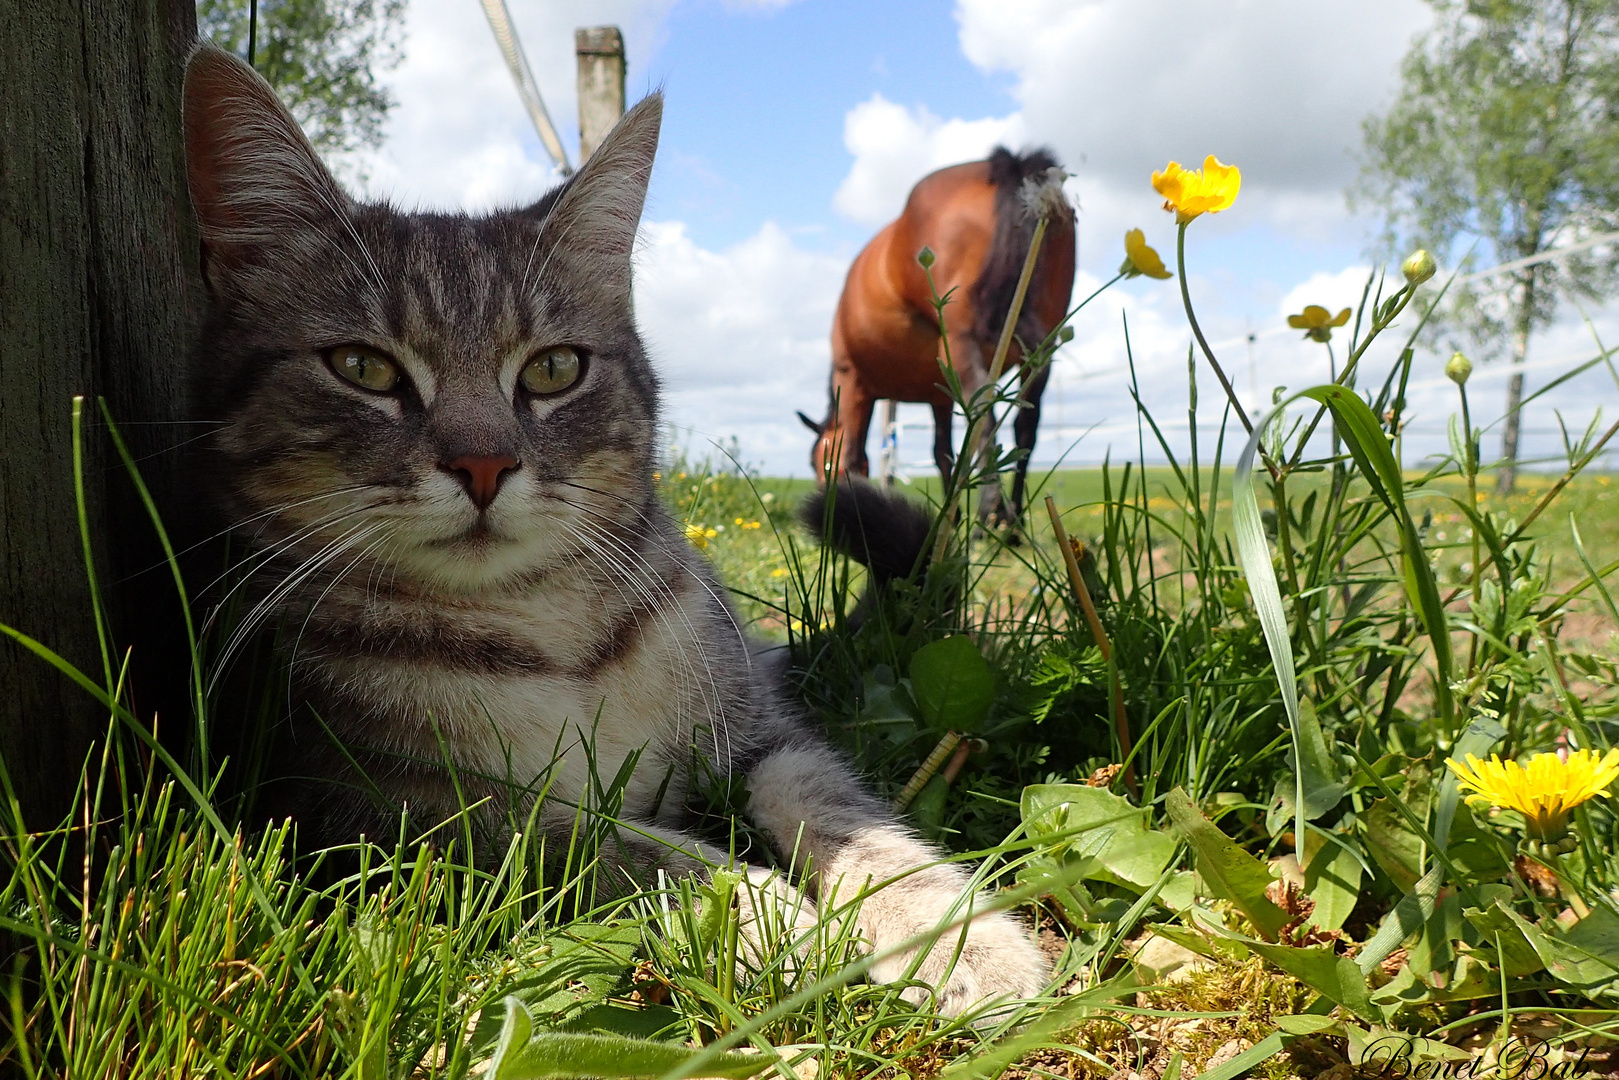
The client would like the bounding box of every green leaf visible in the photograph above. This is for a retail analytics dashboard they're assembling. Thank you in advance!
[1274,1014,1340,1035]
[1357,864,1448,978]
[1491,902,1619,991]
[1022,784,1178,893]
[1362,798,1424,893]
[1298,385,1453,724]
[908,636,996,733]
[485,997,767,1079]
[1163,788,1288,940]
[468,924,643,1055]
[1241,942,1377,1022]
[1196,1032,1286,1080]
[1302,835,1362,933]
[1293,699,1346,820]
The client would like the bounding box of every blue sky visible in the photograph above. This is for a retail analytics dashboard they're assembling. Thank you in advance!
[348,0,1617,477]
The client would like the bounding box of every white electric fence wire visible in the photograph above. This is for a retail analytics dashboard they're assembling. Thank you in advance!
[478,0,572,175]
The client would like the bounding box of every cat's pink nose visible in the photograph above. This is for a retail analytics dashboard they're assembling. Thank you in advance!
[444,454,518,510]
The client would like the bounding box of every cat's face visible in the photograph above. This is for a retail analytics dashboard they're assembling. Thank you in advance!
[183,45,663,594]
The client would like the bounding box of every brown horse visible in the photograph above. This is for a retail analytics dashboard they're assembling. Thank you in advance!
[799,147,1077,524]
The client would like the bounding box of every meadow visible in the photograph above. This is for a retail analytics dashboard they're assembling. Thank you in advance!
[6,173,1619,1079]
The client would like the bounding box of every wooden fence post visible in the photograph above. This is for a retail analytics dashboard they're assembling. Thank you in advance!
[0,0,200,826]
[575,26,626,163]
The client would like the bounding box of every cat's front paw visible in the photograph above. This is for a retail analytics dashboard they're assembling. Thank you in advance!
[857,872,1048,1018]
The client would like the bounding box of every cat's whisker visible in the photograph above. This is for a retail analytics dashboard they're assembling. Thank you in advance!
[285,527,397,687]
[549,520,703,751]
[564,515,734,776]
[198,498,393,631]
[208,520,385,693]
[134,485,379,587]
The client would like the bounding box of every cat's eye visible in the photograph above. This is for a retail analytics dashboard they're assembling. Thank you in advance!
[520,346,583,396]
[329,345,400,393]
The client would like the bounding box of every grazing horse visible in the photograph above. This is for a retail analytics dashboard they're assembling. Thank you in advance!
[798,147,1076,524]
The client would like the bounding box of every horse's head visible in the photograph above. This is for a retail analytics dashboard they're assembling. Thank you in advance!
[798,410,834,481]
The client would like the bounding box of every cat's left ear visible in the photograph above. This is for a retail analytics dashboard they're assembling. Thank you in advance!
[525,93,662,294]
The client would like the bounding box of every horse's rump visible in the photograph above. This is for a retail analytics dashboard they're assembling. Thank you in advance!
[969,147,1073,352]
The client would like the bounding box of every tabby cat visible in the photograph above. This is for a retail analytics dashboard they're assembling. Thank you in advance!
[182,42,1044,1017]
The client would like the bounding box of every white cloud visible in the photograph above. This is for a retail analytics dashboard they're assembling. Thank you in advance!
[955,0,1432,196]
[832,95,1023,226]
[634,221,847,474]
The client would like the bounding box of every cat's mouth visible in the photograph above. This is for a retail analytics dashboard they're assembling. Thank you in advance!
[432,518,504,549]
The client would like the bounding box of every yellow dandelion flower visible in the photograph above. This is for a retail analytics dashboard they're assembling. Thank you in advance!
[1286,304,1352,343]
[684,523,718,550]
[1119,228,1172,280]
[1152,156,1241,224]
[771,567,788,578]
[1446,748,1619,844]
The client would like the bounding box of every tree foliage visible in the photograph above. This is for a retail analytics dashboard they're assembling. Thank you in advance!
[1356,0,1619,486]
[197,0,405,159]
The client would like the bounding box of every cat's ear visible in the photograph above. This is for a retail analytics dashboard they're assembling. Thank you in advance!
[526,93,662,294]
[183,42,350,276]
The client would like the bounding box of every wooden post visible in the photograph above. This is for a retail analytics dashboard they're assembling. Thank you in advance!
[0,0,200,826]
[575,26,626,163]
[876,400,899,487]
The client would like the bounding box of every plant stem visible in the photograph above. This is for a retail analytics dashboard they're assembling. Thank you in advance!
[893,731,963,812]
[1176,223,1252,434]
[1046,496,1138,797]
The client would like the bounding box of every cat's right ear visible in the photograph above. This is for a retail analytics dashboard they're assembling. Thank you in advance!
[183,43,349,283]
[521,93,663,297]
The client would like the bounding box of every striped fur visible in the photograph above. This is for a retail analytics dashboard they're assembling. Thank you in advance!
[182,42,1045,1017]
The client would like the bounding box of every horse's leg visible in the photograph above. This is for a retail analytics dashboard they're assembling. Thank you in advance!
[930,400,954,486]
[832,368,875,479]
[939,317,1009,527]
[1007,362,1052,542]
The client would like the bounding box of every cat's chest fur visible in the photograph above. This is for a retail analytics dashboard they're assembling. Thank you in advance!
[291,538,755,823]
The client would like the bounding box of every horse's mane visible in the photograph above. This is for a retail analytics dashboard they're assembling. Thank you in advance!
[969,147,1072,351]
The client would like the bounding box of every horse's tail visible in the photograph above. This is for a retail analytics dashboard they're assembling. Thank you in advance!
[970,146,1073,351]
[799,478,933,583]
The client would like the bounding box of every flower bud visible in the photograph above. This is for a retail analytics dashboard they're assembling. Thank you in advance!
[916,246,936,269]
[1402,249,1436,286]
[1445,351,1472,385]
[1058,325,1075,343]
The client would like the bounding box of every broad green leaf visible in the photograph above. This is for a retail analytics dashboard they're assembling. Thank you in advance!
[485,997,767,1080]
[468,924,643,1055]
[1022,784,1177,893]
[1565,903,1619,963]
[1274,1014,1340,1035]
[1362,798,1424,892]
[1242,941,1376,1022]
[1493,902,1619,990]
[909,636,996,733]
[1163,788,1288,940]
[1302,835,1362,933]
[1293,699,1346,820]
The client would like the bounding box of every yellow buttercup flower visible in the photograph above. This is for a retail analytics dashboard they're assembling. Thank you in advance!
[1152,156,1241,224]
[1447,749,1619,845]
[684,523,718,549]
[1287,304,1352,343]
[1119,228,1172,279]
